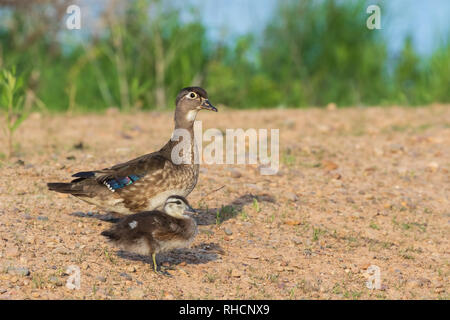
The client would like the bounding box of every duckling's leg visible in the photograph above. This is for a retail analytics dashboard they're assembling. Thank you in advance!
[151,253,172,276]
[152,253,160,273]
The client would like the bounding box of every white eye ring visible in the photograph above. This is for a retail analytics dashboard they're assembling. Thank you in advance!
[187,92,198,99]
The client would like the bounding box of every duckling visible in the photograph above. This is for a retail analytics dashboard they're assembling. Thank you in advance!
[47,87,217,214]
[100,195,198,273]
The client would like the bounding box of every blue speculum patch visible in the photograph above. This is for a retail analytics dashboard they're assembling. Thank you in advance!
[105,175,141,190]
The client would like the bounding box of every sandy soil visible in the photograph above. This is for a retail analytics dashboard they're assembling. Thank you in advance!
[0,105,449,300]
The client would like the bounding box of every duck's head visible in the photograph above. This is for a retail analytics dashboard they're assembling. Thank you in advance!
[174,87,217,128]
[164,195,196,218]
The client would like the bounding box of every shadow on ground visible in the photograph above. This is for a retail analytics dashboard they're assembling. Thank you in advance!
[194,193,276,225]
[70,211,123,223]
[116,242,224,268]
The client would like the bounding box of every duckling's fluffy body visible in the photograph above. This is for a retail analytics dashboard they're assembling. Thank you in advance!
[102,210,198,256]
[101,196,198,270]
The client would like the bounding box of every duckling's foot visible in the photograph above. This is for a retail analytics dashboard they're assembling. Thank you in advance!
[156,268,173,277]
[151,265,172,277]
[161,265,175,276]
[151,254,172,276]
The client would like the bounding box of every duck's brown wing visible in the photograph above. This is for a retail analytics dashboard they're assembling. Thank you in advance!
[70,152,168,192]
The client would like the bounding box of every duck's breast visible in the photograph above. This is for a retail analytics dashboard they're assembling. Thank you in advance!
[146,163,199,209]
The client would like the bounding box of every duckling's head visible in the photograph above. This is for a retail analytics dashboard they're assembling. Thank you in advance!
[174,87,217,128]
[164,195,196,218]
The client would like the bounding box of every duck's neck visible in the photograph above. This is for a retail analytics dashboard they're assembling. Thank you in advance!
[160,123,197,164]
[174,104,198,127]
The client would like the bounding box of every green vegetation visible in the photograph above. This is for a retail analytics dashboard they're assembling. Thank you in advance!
[312,227,326,241]
[0,0,448,112]
[216,205,237,224]
[369,222,380,230]
[0,67,30,158]
[252,198,260,213]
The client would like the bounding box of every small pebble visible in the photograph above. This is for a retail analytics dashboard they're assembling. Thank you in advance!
[285,192,299,201]
[5,247,20,258]
[7,267,30,277]
[119,272,132,281]
[163,292,175,299]
[231,269,242,278]
[129,287,145,299]
[427,162,439,172]
[245,184,263,191]
[49,276,63,286]
[228,168,242,178]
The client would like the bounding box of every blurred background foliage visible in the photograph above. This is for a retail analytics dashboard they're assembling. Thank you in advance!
[0,0,448,112]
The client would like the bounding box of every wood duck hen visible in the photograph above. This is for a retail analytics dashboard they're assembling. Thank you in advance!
[101,195,198,273]
[47,87,217,214]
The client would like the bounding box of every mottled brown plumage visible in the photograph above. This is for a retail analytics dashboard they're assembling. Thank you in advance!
[47,87,217,214]
[101,195,198,273]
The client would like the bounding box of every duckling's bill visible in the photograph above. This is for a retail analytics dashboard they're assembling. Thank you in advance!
[184,204,196,214]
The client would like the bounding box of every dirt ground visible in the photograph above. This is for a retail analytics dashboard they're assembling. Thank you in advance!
[0,105,449,300]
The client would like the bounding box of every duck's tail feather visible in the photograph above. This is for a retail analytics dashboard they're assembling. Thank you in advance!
[47,182,88,196]
[72,171,96,178]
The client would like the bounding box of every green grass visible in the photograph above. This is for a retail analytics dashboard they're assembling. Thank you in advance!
[281,152,297,166]
[0,68,30,159]
[204,273,217,283]
[312,227,326,241]
[268,273,279,283]
[31,273,45,289]
[252,198,260,213]
[239,210,249,221]
[216,205,237,225]
[103,248,116,264]
[369,222,380,230]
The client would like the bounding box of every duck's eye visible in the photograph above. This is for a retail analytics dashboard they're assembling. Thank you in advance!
[187,92,198,99]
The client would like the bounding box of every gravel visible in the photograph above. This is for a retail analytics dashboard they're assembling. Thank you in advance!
[0,106,448,299]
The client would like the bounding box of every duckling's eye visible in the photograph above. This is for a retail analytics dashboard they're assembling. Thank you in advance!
[174,200,182,205]
[187,92,198,99]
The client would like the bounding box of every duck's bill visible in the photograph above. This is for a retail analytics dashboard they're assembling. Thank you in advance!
[200,99,217,112]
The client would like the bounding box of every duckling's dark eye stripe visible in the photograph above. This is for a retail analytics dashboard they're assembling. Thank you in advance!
[103,175,141,192]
